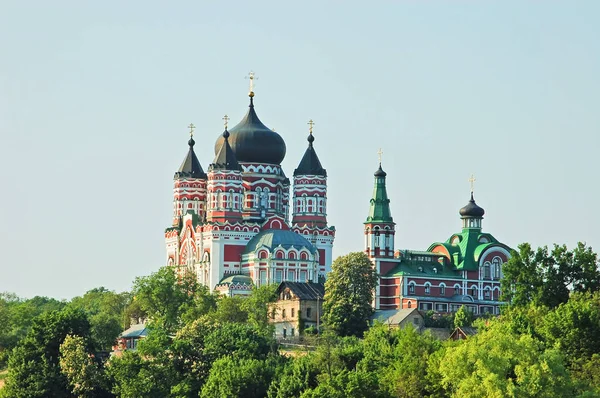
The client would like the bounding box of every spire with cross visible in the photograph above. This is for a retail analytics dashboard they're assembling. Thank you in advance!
[377,148,383,164]
[469,174,476,194]
[308,119,315,134]
[246,71,257,97]
[188,123,195,137]
[222,114,230,130]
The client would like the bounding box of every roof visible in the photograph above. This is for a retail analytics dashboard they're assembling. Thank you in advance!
[459,192,485,218]
[214,96,286,165]
[371,308,422,325]
[365,163,393,224]
[276,281,324,300]
[293,133,326,176]
[119,323,148,339]
[210,130,241,171]
[428,230,511,271]
[450,326,478,339]
[423,327,452,340]
[174,137,207,179]
[243,229,316,255]
[217,274,253,286]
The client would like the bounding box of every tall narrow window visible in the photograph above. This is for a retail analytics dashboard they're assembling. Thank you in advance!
[409,282,415,294]
[424,283,431,295]
[440,285,446,296]
[306,308,312,318]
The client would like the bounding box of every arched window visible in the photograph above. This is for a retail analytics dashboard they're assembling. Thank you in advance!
[291,308,295,318]
[276,251,284,259]
[300,252,309,260]
[483,261,491,279]
[484,287,491,300]
[454,284,461,295]
[439,283,446,296]
[407,301,412,308]
[424,283,431,295]
[492,257,502,279]
[408,282,415,294]
[282,309,286,318]
[471,286,478,298]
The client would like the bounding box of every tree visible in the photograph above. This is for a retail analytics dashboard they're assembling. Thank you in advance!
[107,351,173,398]
[59,334,109,398]
[322,252,378,337]
[200,356,281,398]
[502,242,600,309]
[438,321,575,397]
[453,305,474,329]
[131,266,216,333]
[2,308,91,398]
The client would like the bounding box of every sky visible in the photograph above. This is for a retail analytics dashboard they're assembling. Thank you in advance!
[0,1,599,299]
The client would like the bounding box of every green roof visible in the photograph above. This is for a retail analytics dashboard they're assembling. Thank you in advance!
[427,229,511,271]
[243,229,315,255]
[365,165,393,224]
[217,274,253,286]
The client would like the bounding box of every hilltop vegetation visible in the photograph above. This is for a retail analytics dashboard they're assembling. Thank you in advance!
[0,244,599,397]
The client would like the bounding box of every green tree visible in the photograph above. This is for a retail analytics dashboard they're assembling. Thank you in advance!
[131,266,216,333]
[502,242,600,309]
[267,355,318,398]
[453,305,474,329]
[438,321,574,397]
[322,252,378,337]
[200,356,281,398]
[59,334,109,398]
[2,308,91,398]
[107,351,173,398]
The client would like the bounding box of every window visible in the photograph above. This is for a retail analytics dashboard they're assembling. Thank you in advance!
[407,301,412,308]
[291,328,295,337]
[282,309,286,318]
[436,303,448,312]
[471,287,478,298]
[454,285,460,295]
[283,328,287,338]
[413,317,420,325]
[483,262,491,279]
[493,257,502,279]
[291,308,295,318]
[484,288,491,300]
[419,302,433,311]
[409,282,415,294]
[440,284,446,296]
[306,308,312,318]
[275,270,283,282]
[424,283,431,295]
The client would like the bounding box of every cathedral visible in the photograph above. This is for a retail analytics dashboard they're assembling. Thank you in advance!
[364,163,512,315]
[164,76,334,296]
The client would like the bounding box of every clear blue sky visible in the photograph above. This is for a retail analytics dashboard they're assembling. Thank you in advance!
[1,1,598,299]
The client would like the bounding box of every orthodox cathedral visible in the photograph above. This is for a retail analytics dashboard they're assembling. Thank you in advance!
[164,75,334,296]
[364,163,512,315]
[164,75,511,314]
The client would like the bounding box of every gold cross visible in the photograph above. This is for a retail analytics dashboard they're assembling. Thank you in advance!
[377,148,383,163]
[222,114,230,129]
[188,123,195,137]
[307,119,315,133]
[246,71,257,94]
[469,174,476,192]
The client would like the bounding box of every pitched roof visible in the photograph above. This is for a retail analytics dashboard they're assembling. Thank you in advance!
[293,133,326,176]
[210,130,241,171]
[371,308,422,325]
[365,163,393,224]
[175,137,207,179]
[276,281,324,300]
[119,323,148,339]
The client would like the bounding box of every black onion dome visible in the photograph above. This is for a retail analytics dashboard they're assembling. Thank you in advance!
[175,136,207,179]
[294,133,326,176]
[459,192,485,218]
[214,97,286,165]
[374,164,387,177]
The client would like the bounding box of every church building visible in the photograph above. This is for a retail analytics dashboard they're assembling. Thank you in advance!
[164,76,335,295]
[365,162,511,315]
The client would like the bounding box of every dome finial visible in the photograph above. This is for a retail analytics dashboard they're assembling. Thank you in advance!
[187,123,196,146]
[222,115,230,139]
[246,70,258,100]
[377,148,383,165]
[222,114,230,130]
[307,119,315,145]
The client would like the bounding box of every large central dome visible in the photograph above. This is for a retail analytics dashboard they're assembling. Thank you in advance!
[214,96,286,165]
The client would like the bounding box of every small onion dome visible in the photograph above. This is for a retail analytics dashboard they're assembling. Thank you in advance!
[214,96,286,165]
[374,163,387,177]
[459,192,485,218]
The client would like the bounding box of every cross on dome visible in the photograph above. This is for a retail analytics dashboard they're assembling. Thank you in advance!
[308,119,315,134]
[188,123,195,137]
[469,174,476,193]
[222,114,230,129]
[377,148,383,164]
[246,71,258,96]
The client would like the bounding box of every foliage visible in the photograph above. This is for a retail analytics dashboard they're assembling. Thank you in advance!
[423,310,454,329]
[453,305,474,329]
[59,334,109,398]
[107,351,173,398]
[2,308,91,398]
[131,267,216,333]
[502,242,600,308]
[322,252,378,337]
[200,356,282,398]
[438,320,574,397]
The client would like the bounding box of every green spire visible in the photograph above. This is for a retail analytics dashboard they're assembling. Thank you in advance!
[365,164,393,223]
